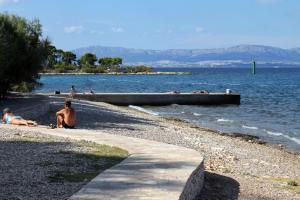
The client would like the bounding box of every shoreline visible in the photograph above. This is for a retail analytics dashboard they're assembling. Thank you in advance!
[1,95,300,199]
[39,72,192,75]
[161,116,299,155]
[127,104,299,155]
[0,93,298,155]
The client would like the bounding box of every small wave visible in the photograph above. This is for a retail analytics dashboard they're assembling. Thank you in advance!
[193,113,202,116]
[129,105,159,116]
[191,82,217,86]
[266,131,283,136]
[265,131,300,145]
[284,136,300,145]
[217,118,234,123]
[242,125,258,130]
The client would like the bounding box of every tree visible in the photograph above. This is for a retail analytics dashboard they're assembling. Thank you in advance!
[54,49,65,64]
[44,44,57,69]
[99,57,122,67]
[80,53,97,66]
[62,51,76,65]
[0,14,49,98]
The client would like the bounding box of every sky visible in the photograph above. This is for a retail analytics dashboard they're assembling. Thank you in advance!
[0,0,299,50]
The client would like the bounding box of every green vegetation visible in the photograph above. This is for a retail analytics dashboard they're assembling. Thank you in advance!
[80,53,97,66]
[49,140,129,182]
[0,13,49,98]
[265,177,300,193]
[44,53,153,74]
[0,13,153,98]
[288,180,298,186]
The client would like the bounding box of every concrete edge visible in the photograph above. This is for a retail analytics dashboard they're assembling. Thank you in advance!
[180,162,205,200]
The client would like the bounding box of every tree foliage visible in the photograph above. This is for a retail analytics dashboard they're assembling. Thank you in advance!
[80,53,97,66]
[99,57,122,67]
[62,51,76,65]
[0,14,49,98]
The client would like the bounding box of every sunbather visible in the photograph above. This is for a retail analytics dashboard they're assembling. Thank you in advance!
[2,108,37,126]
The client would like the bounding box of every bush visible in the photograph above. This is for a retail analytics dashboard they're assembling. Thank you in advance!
[50,64,78,73]
[122,65,153,73]
[0,14,49,98]
[288,180,298,186]
[82,67,105,73]
[11,82,42,93]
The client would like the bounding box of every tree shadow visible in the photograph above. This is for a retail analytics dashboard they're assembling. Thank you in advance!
[37,99,158,131]
[0,138,206,199]
[0,94,49,115]
[196,171,240,200]
[0,138,127,200]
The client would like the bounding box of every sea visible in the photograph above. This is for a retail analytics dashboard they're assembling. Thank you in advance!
[35,67,300,152]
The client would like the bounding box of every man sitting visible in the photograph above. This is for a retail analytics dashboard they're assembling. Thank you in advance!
[56,100,76,129]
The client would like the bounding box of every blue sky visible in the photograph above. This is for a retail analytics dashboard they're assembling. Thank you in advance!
[1,0,299,50]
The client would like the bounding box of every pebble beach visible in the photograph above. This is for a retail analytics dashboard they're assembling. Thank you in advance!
[1,95,300,199]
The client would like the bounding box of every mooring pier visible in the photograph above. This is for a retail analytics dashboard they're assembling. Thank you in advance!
[42,92,240,106]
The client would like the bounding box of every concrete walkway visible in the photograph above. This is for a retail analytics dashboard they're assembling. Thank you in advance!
[1,125,204,200]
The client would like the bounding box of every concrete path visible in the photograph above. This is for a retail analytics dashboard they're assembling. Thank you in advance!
[1,125,204,200]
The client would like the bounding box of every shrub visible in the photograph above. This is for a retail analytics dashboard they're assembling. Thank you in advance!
[0,14,49,98]
[288,180,298,186]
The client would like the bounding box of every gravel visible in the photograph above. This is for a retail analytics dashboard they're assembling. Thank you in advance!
[40,99,300,200]
[0,127,127,200]
[2,96,300,199]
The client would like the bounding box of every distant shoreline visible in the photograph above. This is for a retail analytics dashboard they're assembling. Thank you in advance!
[39,72,192,75]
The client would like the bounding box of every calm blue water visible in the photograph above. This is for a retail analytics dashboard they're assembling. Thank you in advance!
[35,68,300,152]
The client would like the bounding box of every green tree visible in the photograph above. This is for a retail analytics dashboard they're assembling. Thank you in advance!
[0,14,49,98]
[99,57,122,67]
[54,49,64,64]
[80,53,97,66]
[44,44,57,69]
[112,57,122,65]
[62,51,76,65]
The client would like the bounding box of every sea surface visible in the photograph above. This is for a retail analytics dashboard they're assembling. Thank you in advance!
[35,68,300,152]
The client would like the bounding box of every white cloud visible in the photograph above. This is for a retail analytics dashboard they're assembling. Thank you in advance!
[195,27,204,33]
[0,0,21,5]
[256,0,283,4]
[64,25,84,33]
[112,27,124,33]
[89,30,104,35]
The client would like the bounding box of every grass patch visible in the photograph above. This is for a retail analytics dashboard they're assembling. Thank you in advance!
[265,177,300,193]
[266,177,300,183]
[49,140,129,183]
[17,135,57,143]
[222,168,233,174]
[17,135,44,143]
[288,180,299,186]
[282,185,300,193]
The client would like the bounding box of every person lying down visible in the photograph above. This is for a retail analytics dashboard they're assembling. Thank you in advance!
[2,108,37,126]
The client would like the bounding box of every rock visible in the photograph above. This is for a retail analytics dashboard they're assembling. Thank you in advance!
[277,144,284,149]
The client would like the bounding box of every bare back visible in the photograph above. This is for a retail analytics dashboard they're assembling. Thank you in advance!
[62,107,76,126]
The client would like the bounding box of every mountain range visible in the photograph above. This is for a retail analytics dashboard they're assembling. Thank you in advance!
[73,45,300,67]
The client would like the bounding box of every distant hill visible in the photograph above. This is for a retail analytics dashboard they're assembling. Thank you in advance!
[73,45,300,67]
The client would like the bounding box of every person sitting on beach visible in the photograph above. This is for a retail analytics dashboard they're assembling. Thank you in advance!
[192,90,209,94]
[84,89,94,95]
[168,90,180,94]
[56,100,76,129]
[70,85,76,98]
[2,108,37,126]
